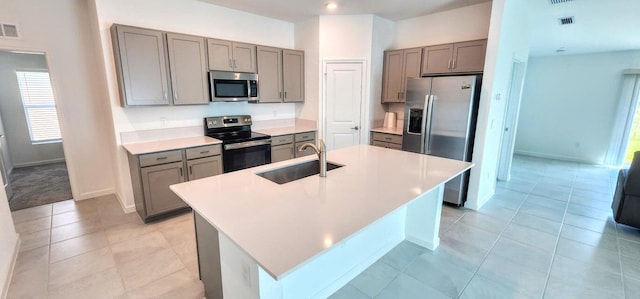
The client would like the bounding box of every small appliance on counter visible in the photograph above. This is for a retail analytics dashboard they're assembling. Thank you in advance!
[204,115,271,172]
[402,75,482,206]
[383,112,397,129]
[209,71,258,102]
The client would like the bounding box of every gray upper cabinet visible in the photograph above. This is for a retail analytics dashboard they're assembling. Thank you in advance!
[207,38,257,73]
[451,39,487,73]
[421,39,487,75]
[166,33,209,105]
[282,49,304,102]
[382,48,422,103]
[421,44,454,75]
[140,161,187,217]
[256,46,283,103]
[112,25,171,106]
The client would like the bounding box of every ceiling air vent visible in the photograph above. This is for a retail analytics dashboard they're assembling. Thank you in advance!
[549,0,574,4]
[0,23,20,39]
[558,16,575,25]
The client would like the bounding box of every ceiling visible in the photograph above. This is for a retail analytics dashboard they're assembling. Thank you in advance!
[198,0,490,22]
[198,0,640,57]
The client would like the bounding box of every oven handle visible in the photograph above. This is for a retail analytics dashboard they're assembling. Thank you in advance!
[224,139,272,150]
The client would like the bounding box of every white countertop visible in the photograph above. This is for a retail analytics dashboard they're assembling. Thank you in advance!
[170,145,472,279]
[255,123,316,137]
[122,136,222,155]
[371,127,403,135]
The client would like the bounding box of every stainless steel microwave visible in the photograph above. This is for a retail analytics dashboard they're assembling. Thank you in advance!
[209,71,258,102]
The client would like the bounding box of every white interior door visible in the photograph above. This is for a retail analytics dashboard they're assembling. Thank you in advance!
[324,61,364,150]
[498,60,527,181]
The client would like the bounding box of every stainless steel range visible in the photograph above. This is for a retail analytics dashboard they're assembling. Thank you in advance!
[204,115,271,172]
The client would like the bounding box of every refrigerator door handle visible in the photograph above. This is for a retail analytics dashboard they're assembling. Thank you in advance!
[419,94,430,153]
[424,95,436,154]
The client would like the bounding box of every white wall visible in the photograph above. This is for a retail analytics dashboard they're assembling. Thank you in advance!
[90,0,297,210]
[0,52,65,168]
[369,17,396,128]
[295,17,320,121]
[0,0,117,200]
[466,0,534,210]
[516,50,640,164]
[0,176,18,298]
[394,2,492,49]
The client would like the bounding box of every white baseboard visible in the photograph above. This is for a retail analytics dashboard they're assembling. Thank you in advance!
[76,188,114,201]
[514,150,602,165]
[465,190,494,211]
[114,192,136,213]
[13,158,66,168]
[2,234,20,299]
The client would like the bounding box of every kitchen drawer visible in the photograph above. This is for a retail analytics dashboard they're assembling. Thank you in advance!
[372,141,387,148]
[387,142,403,150]
[139,150,183,167]
[372,132,402,144]
[186,144,221,160]
[271,134,294,146]
[294,131,316,142]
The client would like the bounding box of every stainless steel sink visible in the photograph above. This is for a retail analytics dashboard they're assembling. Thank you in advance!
[256,160,343,184]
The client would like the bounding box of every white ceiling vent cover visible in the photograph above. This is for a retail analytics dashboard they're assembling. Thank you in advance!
[558,16,575,25]
[0,23,20,39]
[549,0,574,4]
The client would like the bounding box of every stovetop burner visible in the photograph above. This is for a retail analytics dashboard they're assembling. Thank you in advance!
[204,115,270,144]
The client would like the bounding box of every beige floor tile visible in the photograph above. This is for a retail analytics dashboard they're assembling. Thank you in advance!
[111,231,172,265]
[50,231,110,263]
[48,247,116,290]
[98,197,141,228]
[171,232,197,261]
[184,258,201,280]
[105,220,156,245]
[52,199,78,215]
[151,212,192,231]
[7,246,49,299]
[50,217,103,243]
[48,267,125,299]
[11,204,53,224]
[19,229,51,252]
[117,248,185,290]
[157,216,196,246]
[14,216,51,234]
[52,209,101,227]
[122,269,202,299]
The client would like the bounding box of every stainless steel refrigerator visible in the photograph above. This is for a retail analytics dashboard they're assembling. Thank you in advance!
[402,75,481,206]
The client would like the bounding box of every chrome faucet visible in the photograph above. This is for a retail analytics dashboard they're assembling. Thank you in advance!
[299,139,327,177]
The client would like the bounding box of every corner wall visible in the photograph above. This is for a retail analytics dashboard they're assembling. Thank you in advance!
[516,51,640,164]
[466,0,533,210]
[0,176,18,298]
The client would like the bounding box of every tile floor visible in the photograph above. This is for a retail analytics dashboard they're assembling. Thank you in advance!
[7,195,203,298]
[6,155,640,298]
[330,155,640,298]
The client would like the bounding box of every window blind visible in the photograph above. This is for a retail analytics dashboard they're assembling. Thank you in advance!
[15,71,62,143]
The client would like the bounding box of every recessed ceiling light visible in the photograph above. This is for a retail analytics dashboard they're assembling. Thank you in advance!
[326,3,337,10]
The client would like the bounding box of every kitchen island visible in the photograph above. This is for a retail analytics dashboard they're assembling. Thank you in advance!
[170,145,472,298]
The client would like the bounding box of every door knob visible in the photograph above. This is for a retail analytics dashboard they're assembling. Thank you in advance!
[351,126,359,131]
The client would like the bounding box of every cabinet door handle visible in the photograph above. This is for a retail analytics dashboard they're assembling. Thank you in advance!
[156,157,168,161]
[163,91,168,100]
[397,92,401,100]
[199,150,210,154]
[173,90,178,101]
[284,91,287,98]
[279,91,282,99]
[180,167,183,177]
[233,59,237,69]
[452,60,456,69]
[448,60,452,69]
[229,59,233,68]
[189,165,193,175]
[385,137,392,140]
[279,139,287,143]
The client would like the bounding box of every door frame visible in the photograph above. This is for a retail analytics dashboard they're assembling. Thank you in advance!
[320,59,368,147]
[605,72,640,166]
[0,47,79,201]
[497,58,527,181]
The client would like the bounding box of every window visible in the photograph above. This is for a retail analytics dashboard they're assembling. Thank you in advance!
[15,70,62,143]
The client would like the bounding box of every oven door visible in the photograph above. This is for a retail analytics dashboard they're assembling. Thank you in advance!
[223,139,272,172]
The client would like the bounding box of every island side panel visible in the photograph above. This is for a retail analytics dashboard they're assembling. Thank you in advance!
[194,212,224,299]
[405,185,445,250]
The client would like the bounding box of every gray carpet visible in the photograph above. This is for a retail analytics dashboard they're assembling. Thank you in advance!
[8,162,72,211]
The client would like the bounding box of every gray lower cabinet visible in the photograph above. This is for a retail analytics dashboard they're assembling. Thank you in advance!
[187,156,222,180]
[141,161,187,217]
[129,144,222,222]
[271,134,295,163]
[294,131,317,158]
[371,132,402,150]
